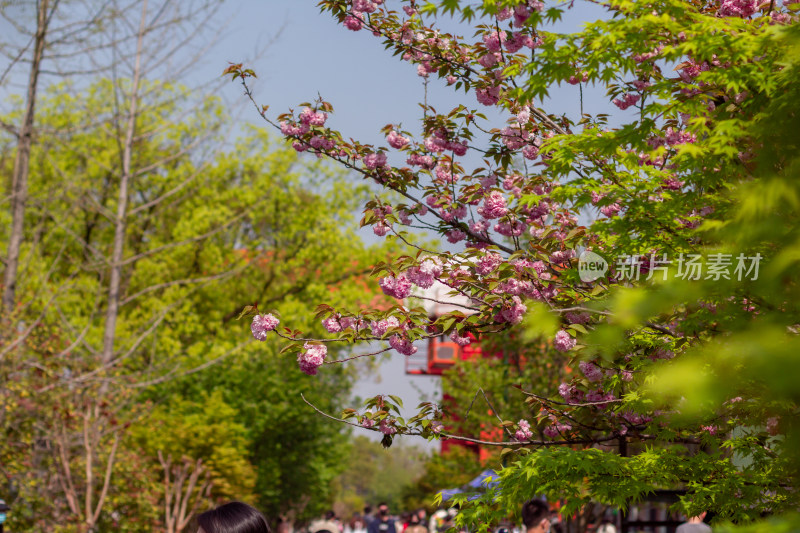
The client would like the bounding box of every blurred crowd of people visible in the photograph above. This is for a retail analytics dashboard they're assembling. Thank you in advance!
[197,500,711,533]
[307,503,481,533]
[302,501,711,533]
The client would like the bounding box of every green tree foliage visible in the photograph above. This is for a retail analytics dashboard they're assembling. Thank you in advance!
[441,334,568,441]
[132,390,257,502]
[0,79,393,531]
[333,435,428,517]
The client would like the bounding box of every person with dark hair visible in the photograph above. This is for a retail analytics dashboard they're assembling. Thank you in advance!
[197,501,270,533]
[521,499,551,533]
[363,506,375,529]
[676,512,711,533]
[405,512,427,533]
[367,502,396,533]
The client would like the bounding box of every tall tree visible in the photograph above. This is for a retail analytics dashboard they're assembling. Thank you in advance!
[0,0,150,316]
[2,0,50,314]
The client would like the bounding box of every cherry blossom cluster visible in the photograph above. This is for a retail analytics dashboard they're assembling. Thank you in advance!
[515,419,533,441]
[298,343,327,375]
[251,313,279,341]
[718,0,758,17]
[553,330,576,352]
[542,420,573,439]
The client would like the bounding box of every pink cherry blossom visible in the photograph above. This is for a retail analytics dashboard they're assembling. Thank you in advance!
[448,140,468,156]
[579,361,604,383]
[505,32,531,53]
[353,0,377,13]
[280,121,310,137]
[344,12,364,31]
[389,334,418,355]
[513,5,530,27]
[322,316,342,333]
[450,330,472,346]
[482,30,507,53]
[445,229,466,243]
[364,152,387,169]
[496,7,513,20]
[406,153,435,169]
[406,257,443,289]
[500,125,530,150]
[495,220,525,237]
[549,249,575,265]
[515,419,533,441]
[554,330,576,352]
[476,85,500,106]
[299,107,328,126]
[476,252,503,275]
[370,316,400,337]
[718,0,758,17]
[379,274,413,299]
[564,312,590,325]
[767,416,780,435]
[423,130,449,153]
[373,221,390,236]
[478,52,501,69]
[478,190,508,219]
[558,383,584,404]
[379,418,397,435]
[298,342,327,375]
[387,130,409,149]
[601,203,621,217]
[309,135,336,151]
[543,422,572,439]
[586,389,616,405]
[496,296,527,324]
[613,93,640,110]
[522,144,539,160]
[251,314,279,341]
[591,191,607,205]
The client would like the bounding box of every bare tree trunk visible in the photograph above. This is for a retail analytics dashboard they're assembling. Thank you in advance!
[2,0,50,315]
[101,0,147,368]
[78,4,148,529]
[159,452,212,533]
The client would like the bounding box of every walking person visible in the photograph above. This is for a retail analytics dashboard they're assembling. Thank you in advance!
[367,503,397,533]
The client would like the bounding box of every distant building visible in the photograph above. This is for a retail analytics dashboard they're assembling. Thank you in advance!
[405,278,501,459]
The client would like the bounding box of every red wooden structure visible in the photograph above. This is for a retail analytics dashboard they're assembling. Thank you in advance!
[405,327,500,456]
